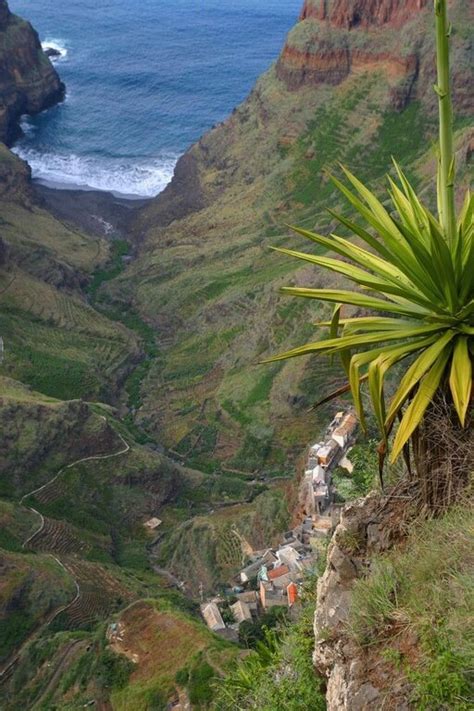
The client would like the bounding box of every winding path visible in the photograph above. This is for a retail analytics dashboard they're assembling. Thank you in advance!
[21,416,130,547]
[0,418,130,682]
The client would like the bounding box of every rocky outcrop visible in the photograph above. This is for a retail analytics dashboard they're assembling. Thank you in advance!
[277,0,432,107]
[314,493,417,709]
[277,0,473,111]
[299,0,429,28]
[0,0,65,145]
[277,44,418,90]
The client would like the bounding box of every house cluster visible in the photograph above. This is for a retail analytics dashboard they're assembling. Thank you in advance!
[200,516,320,637]
[200,410,358,637]
[304,410,357,516]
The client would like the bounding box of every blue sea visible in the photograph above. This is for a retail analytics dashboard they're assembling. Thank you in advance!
[10,0,300,197]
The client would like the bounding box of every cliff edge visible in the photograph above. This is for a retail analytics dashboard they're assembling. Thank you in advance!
[0,0,64,145]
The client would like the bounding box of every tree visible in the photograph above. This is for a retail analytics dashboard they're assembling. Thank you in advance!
[265,0,472,510]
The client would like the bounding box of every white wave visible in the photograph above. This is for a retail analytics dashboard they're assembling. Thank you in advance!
[41,38,69,62]
[19,116,37,138]
[11,146,177,198]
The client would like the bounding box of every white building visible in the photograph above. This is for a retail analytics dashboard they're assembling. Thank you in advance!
[201,602,226,631]
[276,545,302,571]
[317,439,339,468]
[331,412,357,448]
[312,465,325,484]
[230,600,252,624]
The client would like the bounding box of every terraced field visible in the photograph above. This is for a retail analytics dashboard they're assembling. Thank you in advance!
[26,517,91,556]
[57,559,135,630]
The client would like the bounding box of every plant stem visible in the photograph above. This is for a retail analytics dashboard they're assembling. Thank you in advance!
[435,0,456,245]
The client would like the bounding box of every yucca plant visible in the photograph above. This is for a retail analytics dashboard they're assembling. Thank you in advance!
[266,0,473,508]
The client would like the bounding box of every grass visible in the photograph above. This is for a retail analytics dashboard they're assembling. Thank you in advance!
[349,505,474,709]
[87,239,130,299]
[109,600,238,711]
[0,551,76,662]
[0,306,136,400]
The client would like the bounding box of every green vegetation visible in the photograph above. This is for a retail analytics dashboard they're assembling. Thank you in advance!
[88,239,130,299]
[0,551,75,662]
[332,440,379,501]
[349,505,473,709]
[180,654,218,708]
[0,1,471,708]
[238,605,288,649]
[267,0,472,510]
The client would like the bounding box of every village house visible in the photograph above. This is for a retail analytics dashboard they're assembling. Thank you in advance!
[287,582,298,607]
[331,412,358,448]
[230,599,253,624]
[239,549,277,583]
[200,602,225,631]
[272,572,294,590]
[235,590,259,612]
[268,564,290,581]
[317,439,339,468]
[276,545,302,571]
[259,580,286,609]
[143,517,162,531]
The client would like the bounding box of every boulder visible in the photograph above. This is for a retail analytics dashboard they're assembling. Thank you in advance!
[44,46,61,59]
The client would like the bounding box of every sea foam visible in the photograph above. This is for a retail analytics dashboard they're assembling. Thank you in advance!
[11,146,177,198]
[41,38,69,62]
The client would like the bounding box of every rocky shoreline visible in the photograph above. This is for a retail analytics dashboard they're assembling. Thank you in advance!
[34,183,151,238]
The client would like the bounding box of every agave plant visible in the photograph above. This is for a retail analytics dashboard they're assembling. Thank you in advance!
[266,1,472,501]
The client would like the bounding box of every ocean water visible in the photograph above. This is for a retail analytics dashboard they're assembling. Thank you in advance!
[9,0,301,197]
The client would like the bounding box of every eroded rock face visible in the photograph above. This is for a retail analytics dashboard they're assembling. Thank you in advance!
[277,0,432,108]
[314,493,417,709]
[299,0,429,28]
[277,0,472,113]
[0,0,65,144]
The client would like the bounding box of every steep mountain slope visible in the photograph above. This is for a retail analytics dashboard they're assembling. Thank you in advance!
[0,0,64,144]
[0,379,241,708]
[313,495,473,709]
[0,1,472,707]
[105,0,473,476]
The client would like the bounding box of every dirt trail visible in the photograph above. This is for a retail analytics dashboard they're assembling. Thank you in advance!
[0,420,130,682]
[21,416,130,547]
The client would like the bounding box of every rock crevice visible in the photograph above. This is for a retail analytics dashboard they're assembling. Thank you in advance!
[314,493,416,709]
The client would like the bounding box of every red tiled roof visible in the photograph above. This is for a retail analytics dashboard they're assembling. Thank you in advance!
[268,565,290,580]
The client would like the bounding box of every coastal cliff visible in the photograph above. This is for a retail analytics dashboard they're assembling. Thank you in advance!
[0,0,64,145]
[276,0,471,110]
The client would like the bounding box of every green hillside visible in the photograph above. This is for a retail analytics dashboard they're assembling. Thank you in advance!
[0,0,472,707]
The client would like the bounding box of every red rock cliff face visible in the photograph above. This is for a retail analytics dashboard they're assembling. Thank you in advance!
[300,0,428,28]
[0,0,64,144]
[277,0,430,101]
